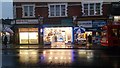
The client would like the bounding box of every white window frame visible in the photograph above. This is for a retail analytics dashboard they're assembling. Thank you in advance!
[48,3,68,17]
[82,2,103,16]
[22,4,35,18]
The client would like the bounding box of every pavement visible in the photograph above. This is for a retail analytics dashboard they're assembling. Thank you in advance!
[1,43,104,50]
[2,48,120,68]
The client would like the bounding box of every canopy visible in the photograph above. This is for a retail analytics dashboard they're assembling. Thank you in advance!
[3,27,14,34]
[74,26,85,33]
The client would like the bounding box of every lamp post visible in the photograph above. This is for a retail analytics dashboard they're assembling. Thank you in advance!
[38,15,44,45]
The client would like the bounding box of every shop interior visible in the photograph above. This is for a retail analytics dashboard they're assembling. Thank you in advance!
[75,31,92,45]
[43,27,73,47]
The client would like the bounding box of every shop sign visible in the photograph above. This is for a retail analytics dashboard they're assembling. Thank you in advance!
[61,19,73,26]
[61,19,72,23]
[78,21,92,28]
[86,28,97,31]
[16,19,38,24]
[92,21,106,27]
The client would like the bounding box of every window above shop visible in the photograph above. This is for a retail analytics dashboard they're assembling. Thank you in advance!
[48,3,68,17]
[22,4,35,18]
[82,2,103,16]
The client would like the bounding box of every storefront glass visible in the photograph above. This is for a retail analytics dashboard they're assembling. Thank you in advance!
[19,28,38,44]
[74,31,92,45]
[43,27,73,45]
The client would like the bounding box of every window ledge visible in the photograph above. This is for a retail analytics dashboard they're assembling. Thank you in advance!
[48,16,68,18]
[22,16,35,18]
[82,15,103,17]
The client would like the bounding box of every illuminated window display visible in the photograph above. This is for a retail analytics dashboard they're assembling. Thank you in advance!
[74,31,92,45]
[19,28,38,44]
[43,27,73,45]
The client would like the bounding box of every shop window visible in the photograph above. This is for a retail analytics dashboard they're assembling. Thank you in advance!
[82,3,102,16]
[22,4,35,17]
[44,27,72,45]
[48,3,67,17]
[19,28,38,44]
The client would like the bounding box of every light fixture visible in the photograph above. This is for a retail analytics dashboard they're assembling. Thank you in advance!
[73,16,77,21]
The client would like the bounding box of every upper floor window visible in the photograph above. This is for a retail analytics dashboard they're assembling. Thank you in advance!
[48,3,67,17]
[82,3,102,16]
[22,4,35,17]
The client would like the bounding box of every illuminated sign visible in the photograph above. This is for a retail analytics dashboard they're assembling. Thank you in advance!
[78,21,92,28]
[92,21,106,27]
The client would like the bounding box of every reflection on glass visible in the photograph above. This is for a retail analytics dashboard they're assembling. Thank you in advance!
[43,50,73,64]
[19,49,39,64]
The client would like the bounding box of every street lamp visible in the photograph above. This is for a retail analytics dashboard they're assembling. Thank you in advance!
[38,15,44,45]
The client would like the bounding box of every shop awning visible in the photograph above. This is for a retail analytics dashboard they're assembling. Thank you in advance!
[74,27,86,33]
[85,28,102,31]
[3,27,14,34]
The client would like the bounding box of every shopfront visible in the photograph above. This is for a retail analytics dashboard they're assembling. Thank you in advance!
[15,19,39,45]
[14,18,74,46]
[75,21,93,45]
[92,20,106,44]
[43,27,73,46]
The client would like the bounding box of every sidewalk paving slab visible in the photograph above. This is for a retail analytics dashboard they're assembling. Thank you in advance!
[2,43,104,50]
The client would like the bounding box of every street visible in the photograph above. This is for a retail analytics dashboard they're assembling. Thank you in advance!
[2,49,120,68]
[1,0,120,68]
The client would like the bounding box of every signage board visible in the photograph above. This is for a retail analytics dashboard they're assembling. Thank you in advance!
[92,21,106,27]
[16,19,38,24]
[78,21,92,28]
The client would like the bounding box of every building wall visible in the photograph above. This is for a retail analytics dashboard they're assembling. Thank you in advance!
[35,7,48,18]
[14,2,112,27]
[13,0,120,2]
[102,3,111,17]
[14,2,111,19]
[68,4,82,17]
[16,8,22,18]
[14,2,84,19]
